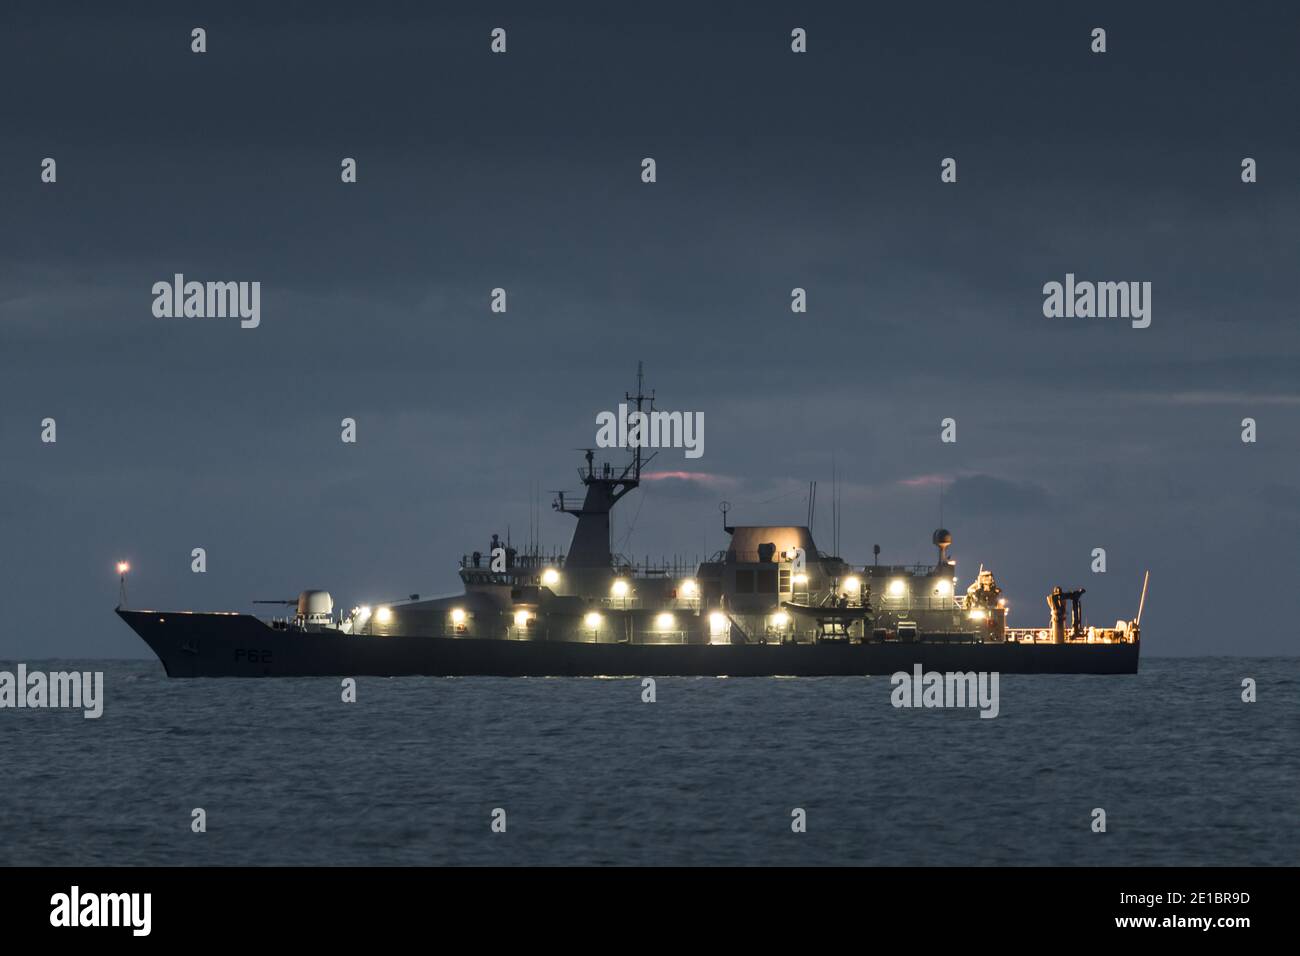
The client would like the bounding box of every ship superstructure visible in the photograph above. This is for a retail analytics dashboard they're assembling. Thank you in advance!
[116,371,1142,677]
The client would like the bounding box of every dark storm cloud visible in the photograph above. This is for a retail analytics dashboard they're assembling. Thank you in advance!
[1,1,1298,656]
[944,475,1051,516]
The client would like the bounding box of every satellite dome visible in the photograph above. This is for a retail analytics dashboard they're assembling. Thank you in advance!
[932,529,952,548]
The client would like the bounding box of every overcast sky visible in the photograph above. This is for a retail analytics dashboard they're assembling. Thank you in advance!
[2,1,1297,657]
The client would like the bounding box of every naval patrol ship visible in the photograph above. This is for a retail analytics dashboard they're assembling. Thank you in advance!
[116,375,1144,678]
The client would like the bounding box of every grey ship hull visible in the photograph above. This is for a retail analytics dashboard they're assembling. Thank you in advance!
[118,610,1140,677]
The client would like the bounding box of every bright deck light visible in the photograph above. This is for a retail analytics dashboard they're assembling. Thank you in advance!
[680,579,698,598]
[771,611,790,628]
[968,608,985,621]
[889,579,906,597]
[935,580,952,596]
[116,561,130,575]
[450,608,466,625]
[611,579,630,599]
[376,606,393,624]
[541,568,560,587]
[793,573,809,587]
[655,612,675,629]
[584,611,603,629]
[708,612,728,636]
[844,576,861,594]
[513,609,531,627]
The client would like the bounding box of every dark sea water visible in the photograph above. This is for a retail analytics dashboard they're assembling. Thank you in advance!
[0,657,1295,866]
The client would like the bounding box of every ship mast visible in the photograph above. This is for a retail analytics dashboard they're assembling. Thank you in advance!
[554,365,655,573]
[625,360,654,484]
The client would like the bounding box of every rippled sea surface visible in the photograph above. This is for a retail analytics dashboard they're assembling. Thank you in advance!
[0,657,1295,866]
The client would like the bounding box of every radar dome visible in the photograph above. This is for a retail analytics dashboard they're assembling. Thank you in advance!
[297,590,334,618]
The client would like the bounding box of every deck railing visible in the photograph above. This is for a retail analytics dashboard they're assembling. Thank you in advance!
[1005,627,1137,644]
